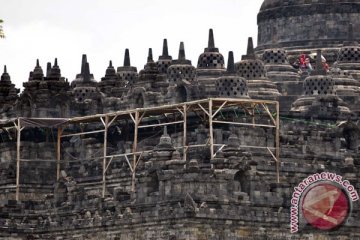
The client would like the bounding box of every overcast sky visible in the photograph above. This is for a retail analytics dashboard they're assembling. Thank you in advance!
[0,0,264,89]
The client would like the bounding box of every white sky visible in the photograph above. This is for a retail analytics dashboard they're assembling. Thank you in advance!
[0,0,264,90]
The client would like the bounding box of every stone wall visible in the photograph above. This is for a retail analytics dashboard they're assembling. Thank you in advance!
[0,119,359,239]
[257,2,360,51]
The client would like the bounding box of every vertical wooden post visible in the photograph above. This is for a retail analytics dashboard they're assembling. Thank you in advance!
[56,127,62,181]
[132,111,139,192]
[15,118,21,201]
[209,99,214,160]
[183,104,187,162]
[275,102,280,183]
[102,116,109,198]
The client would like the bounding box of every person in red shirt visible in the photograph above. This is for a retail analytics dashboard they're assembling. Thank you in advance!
[299,54,306,70]
[322,56,329,72]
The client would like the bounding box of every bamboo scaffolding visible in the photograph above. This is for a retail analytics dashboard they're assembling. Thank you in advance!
[213,120,276,128]
[275,101,280,183]
[183,104,187,163]
[209,99,214,160]
[212,100,228,118]
[57,127,62,180]
[102,116,109,197]
[20,159,58,162]
[132,111,139,192]
[8,98,281,200]
[15,119,21,201]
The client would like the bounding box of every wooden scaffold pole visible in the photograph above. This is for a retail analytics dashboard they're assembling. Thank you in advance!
[209,99,214,160]
[183,104,187,162]
[275,102,281,183]
[132,111,139,192]
[15,118,23,201]
[56,127,62,181]
[102,116,109,198]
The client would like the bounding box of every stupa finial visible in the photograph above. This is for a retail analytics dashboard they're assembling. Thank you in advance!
[124,49,131,67]
[227,51,235,73]
[81,54,87,75]
[162,39,169,57]
[179,42,186,60]
[147,48,153,63]
[208,28,215,49]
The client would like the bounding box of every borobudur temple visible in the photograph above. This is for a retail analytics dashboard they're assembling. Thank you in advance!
[0,1,360,239]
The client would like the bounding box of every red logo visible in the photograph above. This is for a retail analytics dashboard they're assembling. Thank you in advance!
[301,183,350,230]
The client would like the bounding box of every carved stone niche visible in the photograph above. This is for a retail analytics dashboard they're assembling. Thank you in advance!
[54,170,80,206]
[337,121,360,150]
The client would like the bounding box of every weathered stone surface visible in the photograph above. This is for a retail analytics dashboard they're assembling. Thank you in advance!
[166,42,199,104]
[216,51,249,99]
[156,39,172,75]
[257,0,360,54]
[1,2,360,239]
[0,66,19,118]
[235,38,281,100]
[196,29,226,97]
[291,50,352,119]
